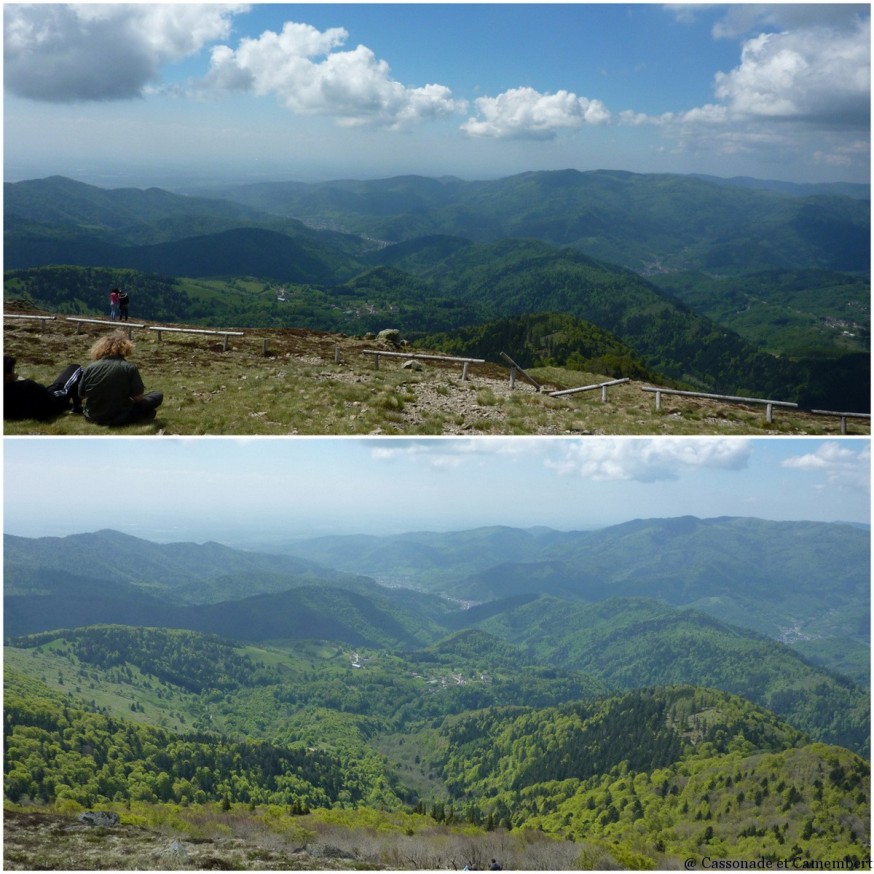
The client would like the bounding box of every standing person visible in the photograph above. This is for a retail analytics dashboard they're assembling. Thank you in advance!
[79,332,163,426]
[4,354,83,420]
[109,288,120,321]
[118,289,130,321]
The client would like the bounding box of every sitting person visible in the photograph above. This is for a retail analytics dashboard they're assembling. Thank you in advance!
[79,332,163,426]
[4,354,83,420]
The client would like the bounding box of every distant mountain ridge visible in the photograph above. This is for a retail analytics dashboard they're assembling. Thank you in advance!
[191,168,870,273]
[690,173,869,200]
[283,515,871,679]
[3,528,369,604]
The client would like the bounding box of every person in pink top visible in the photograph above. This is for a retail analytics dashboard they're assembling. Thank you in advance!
[109,287,120,320]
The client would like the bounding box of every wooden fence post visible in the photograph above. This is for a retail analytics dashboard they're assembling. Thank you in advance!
[500,352,542,392]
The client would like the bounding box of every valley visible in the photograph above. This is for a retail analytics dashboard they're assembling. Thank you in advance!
[4,169,870,427]
[3,518,870,868]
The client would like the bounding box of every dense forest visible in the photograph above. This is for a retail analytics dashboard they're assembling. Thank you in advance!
[4,627,870,867]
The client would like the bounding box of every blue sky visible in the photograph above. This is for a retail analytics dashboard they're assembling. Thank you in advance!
[4,437,869,547]
[4,3,869,187]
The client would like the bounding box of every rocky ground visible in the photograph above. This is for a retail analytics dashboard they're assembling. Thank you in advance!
[3,807,589,870]
[3,809,371,870]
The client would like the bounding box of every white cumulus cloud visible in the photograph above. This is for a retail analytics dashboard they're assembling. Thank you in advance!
[781,441,870,493]
[462,86,610,140]
[633,9,869,172]
[199,21,464,128]
[370,437,530,469]
[544,439,753,483]
[714,21,870,127]
[4,3,245,102]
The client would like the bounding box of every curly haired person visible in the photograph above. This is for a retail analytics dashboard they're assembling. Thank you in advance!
[79,332,163,426]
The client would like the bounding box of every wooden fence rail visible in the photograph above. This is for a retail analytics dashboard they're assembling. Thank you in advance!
[362,349,484,380]
[62,318,243,349]
[550,377,631,401]
[810,409,871,435]
[149,326,244,351]
[641,386,797,423]
[5,314,56,332]
[66,317,146,339]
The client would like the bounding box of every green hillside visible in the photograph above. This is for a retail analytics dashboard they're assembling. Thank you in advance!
[3,262,487,336]
[5,638,868,869]
[4,665,394,811]
[473,596,869,755]
[653,269,870,358]
[435,686,869,863]
[419,311,661,381]
[374,236,852,400]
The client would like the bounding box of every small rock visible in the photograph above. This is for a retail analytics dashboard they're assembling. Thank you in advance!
[78,811,120,827]
[377,328,402,346]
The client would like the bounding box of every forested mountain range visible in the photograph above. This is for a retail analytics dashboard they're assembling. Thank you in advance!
[274,516,870,667]
[189,169,869,274]
[4,171,869,410]
[7,518,868,677]
[3,528,370,604]
[4,517,869,866]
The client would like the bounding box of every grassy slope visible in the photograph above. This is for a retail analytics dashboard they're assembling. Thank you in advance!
[4,310,866,436]
[653,270,870,357]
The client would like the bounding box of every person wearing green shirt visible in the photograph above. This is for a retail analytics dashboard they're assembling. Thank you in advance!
[79,332,163,426]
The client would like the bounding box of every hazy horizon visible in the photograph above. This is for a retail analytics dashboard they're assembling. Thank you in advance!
[4,165,871,197]
[4,516,870,557]
[4,437,870,547]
